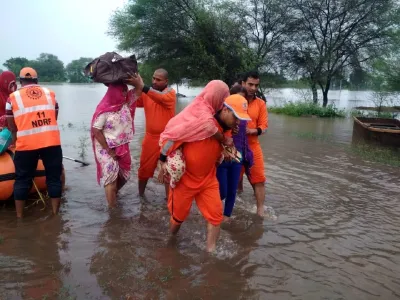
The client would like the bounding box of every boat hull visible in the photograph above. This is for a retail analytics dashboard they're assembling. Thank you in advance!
[352,117,400,148]
[0,149,48,201]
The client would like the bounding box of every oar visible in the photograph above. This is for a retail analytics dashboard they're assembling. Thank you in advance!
[63,156,90,166]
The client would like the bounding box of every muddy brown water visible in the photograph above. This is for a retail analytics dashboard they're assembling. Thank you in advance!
[1,84,400,300]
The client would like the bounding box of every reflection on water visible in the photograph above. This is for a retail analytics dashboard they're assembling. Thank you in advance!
[0,215,67,299]
[0,84,399,299]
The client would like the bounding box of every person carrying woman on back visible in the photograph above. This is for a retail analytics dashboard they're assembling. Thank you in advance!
[216,84,254,222]
[91,75,143,208]
[158,80,240,252]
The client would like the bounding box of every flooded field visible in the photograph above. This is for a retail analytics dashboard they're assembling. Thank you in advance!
[1,84,399,300]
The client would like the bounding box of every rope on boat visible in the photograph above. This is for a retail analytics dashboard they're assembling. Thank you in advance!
[25,180,49,211]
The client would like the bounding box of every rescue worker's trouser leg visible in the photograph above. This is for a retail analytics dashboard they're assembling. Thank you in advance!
[14,150,39,218]
[40,146,63,215]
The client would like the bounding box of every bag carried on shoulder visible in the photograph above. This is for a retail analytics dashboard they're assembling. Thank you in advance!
[84,52,138,84]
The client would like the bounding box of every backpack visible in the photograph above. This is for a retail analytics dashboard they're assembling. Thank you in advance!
[84,52,138,84]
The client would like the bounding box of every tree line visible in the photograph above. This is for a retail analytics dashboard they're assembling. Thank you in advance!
[2,54,93,84]
[109,0,400,106]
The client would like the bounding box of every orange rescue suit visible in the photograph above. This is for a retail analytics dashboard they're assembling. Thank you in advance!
[165,121,224,226]
[137,86,176,181]
[245,97,268,184]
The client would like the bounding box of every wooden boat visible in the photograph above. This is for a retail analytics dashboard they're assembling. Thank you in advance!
[352,116,400,148]
[0,148,47,201]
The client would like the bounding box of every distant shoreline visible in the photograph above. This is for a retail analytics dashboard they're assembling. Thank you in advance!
[37,82,399,93]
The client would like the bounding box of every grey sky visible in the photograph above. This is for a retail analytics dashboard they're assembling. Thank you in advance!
[1,0,128,68]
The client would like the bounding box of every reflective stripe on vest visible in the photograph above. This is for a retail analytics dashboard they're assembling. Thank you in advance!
[12,87,55,117]
[10,85,61,151]
[17,125,59,137]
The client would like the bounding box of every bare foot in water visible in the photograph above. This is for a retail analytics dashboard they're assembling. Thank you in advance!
[257,207,265,218]
[223,216,231,223]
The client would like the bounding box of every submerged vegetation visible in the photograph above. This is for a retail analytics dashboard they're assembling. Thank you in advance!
[269,102,346,118]
[77,136,90,160]
[349,144,400,167]
[291,130,400,167]
[290,131,335,142]
[350,110,397,119]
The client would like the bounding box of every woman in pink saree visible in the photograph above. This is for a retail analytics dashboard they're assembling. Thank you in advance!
[91,83,138,207]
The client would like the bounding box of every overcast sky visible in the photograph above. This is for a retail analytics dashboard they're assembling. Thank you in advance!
[0,0,128,68]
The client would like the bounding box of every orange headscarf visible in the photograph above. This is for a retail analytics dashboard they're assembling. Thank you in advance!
[159,80,229,145]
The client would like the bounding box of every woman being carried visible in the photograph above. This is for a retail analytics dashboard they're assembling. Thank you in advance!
[217,85,254,222]
[158,80,243,252]
[158,80,234,187]
[91,76,143,207]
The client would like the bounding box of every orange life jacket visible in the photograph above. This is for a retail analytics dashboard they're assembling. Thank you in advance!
[9,85,61,151]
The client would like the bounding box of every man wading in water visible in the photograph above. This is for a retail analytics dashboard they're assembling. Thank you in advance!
[6,67,63,218]
[158,80,242,252]
[136,69,176,199]
[240,71,268,217]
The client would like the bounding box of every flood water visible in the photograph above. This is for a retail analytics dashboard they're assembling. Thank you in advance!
[1,84,400,300]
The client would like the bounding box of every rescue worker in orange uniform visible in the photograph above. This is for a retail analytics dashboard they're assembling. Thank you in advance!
[158,91,250,252]
[5,67,63,218]
[240,71,268,217]
[136,69,176,197]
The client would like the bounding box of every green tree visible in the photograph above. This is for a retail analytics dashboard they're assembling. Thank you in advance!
[30,53,65,82]
[366,29,400,92]
[230,0,293,71]
[3,57,30,76]
[66,57,93,83]
[284,0,400,106]
[109,0,254,86]
[368,57,400,91]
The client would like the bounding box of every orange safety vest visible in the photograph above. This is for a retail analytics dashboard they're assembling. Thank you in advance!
[9,85,61,151]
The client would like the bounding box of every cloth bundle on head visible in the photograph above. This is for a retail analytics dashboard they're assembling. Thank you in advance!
[90,83,136,184]
[0,71,17,116]
[159,80,229,145]
[159,80,229,188]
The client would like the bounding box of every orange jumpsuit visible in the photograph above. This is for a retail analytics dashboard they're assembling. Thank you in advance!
[137,86,176,181]
[245,97,268,184]
[165,121,224,226]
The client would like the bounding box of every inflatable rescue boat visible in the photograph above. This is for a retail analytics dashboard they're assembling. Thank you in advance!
[0,148,47,201]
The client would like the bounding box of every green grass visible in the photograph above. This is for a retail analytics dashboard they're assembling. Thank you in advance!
[351,109,397,119]
[158,266,174,283]
[269,102,346,118]
[348,144,400,167]
[290,131,334,142]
